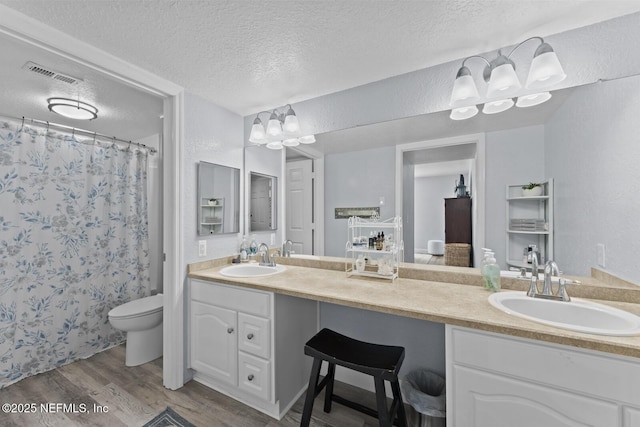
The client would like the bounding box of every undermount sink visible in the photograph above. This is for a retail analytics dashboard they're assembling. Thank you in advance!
[488,291,640,336]
[220,263,286,278]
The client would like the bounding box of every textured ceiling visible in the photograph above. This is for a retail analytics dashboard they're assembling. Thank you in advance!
[1,0,640,116]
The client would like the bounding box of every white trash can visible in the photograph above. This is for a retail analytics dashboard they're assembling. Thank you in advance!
[427,240,445,255]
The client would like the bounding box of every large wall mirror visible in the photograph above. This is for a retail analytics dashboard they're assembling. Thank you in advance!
[306,73,640,284]
[249,172,277,232]
[197,162,240,235]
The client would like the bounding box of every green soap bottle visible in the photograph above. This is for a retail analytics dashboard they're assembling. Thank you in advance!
[482,251,501,292]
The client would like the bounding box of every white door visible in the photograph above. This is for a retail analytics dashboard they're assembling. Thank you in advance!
[286,159,313,255]
[250,175,272,231]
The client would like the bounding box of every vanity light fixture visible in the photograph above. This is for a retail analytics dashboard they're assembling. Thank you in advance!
[248,104,315,150]
[47,97,98,120]
[449,36,566,120]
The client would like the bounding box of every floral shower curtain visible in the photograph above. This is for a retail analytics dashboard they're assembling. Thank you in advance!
[0,119,150,388]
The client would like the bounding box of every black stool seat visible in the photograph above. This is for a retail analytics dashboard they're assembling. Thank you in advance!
[300,328,408,427]
[304,328,405,379]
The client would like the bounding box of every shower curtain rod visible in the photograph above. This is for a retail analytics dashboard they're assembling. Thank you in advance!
[1,114,157,154]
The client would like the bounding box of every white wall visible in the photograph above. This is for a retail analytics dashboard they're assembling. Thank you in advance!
[414,174,459,251]
[545,76,640,283]
[324,146,396,257]
[183,92,244,263]
[484,125,545,269]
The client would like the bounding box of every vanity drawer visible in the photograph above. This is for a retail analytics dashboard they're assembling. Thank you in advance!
[238,312,271,359]
[238,352,271,401]
[191,279,270,317]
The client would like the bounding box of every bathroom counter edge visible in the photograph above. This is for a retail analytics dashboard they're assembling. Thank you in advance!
[187,260,640,360]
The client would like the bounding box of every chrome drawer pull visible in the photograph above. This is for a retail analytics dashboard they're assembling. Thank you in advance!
[248,374,254,381]
[227,327,234,334]
[247,333,254,340]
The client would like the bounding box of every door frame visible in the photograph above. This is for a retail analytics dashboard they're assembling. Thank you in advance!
[395,133,486,267]
[0,6,186,389]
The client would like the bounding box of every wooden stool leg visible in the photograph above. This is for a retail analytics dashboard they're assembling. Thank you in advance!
[300,358,323,427]
[323,362,336,413]
[374,377,391,427]
[391,378,408,427]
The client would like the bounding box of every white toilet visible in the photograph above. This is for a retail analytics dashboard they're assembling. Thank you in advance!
[108,293,163,366]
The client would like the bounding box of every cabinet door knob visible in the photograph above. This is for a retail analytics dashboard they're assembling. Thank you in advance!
[227,327,234,334]
[248,374,254,381]
[247,333,254,340]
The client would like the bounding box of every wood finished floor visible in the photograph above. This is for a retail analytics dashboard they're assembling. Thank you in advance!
[0,344,395,427]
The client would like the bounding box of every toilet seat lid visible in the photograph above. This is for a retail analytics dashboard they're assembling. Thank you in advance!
[109,293,163,318]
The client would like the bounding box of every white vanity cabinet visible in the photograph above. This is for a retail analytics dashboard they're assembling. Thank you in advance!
[446,325,640,427]
[189,279,318,419]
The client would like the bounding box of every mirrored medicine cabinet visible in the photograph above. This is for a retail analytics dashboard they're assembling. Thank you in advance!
[197,162,240,235]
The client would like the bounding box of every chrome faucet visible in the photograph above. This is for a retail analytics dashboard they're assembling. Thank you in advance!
[258,243,275,267]
[542,260,559,297]
[282,240,293,257]
[526,252,540,297]
[525,259,580,302]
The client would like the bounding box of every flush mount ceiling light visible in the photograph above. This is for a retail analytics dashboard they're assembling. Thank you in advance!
[47,97,98,120]
[449,36,566,120]
[248,104,315,150]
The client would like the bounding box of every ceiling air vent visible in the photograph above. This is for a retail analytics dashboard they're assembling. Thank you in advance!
[22,61,82,85]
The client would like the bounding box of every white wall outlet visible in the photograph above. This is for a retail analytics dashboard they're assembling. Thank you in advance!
[597,243,606,267]
[198,240,207,257]
[270,233,275,246]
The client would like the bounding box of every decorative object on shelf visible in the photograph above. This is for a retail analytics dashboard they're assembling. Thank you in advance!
[449,36,566,120]
[334,206,380,219]
[521,182,543,197]
[208,198,217,206]
[454,174,468,198]
[47,97,98,120]
[248,104,315,150]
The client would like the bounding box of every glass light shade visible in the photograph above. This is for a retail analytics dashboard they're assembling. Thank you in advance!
[482,98,514,114]
[450,68,480,107]
[249,119,267,144]
[266,140,283,150]
[266,113,283,138]
[283,108,301,136]
[47,98,98,120]
[449,105,478,120]
[525,51,566,90]
[298,135,316,144]
[282,138,300,147]
[516,92,552,108]
[487,63,521,98]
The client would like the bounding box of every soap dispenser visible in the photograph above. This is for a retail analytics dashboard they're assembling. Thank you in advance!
[239,235,249,262]
[249,235,258,255]
[482,251,500,292]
